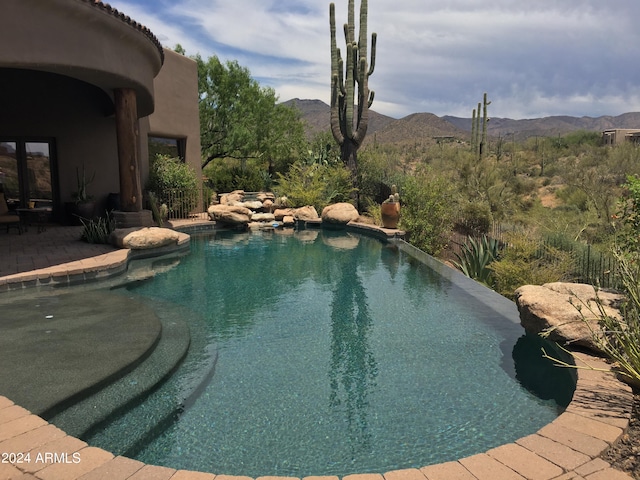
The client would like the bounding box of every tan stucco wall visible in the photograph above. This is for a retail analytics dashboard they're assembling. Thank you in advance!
[0,0,162,117]
[140,49,203,202]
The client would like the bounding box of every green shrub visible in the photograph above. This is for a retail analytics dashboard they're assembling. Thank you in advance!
[146,154,199,217]
[489,232,575,299]
[275,161,353,211]
[556,185,589,211]
[204,159,268,193]
[455,202,492,236]
[401,169,456,255]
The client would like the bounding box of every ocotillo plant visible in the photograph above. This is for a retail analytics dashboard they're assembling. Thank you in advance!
[329,0,377,202]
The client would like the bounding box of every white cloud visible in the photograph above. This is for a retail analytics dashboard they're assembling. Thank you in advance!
[113,0,640,119]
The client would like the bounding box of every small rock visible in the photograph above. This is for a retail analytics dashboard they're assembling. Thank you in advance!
[251,213,276,222]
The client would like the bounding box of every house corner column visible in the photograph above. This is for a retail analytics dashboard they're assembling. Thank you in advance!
[114,88,142,212]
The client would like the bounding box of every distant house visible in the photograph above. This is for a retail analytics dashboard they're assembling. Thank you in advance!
[0,0,201,226]
[602,129,640,146]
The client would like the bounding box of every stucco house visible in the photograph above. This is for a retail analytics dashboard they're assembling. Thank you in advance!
[0,0,202,227]
[602,129,640,146]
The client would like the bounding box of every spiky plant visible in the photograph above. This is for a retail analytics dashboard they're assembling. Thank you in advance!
[452,235,501,285]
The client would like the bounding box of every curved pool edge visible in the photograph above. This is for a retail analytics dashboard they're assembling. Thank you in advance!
[0,221,635,479]
[0,350,633,480]
[0,231,191,292]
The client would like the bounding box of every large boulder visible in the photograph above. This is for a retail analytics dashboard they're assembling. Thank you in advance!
[219,190,244,206]
[110,227,181,250]
[294,205,319,221]
[207,204,251,225]
[273,208,295,220]
[321,203,359,224]
[515,282,624,354]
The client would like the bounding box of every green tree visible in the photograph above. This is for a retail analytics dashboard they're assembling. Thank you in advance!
[195,54,306,175]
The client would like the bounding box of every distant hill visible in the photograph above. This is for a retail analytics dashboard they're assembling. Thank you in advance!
[443,113,640,140]
[283,98,396,139]
[284,98,640,144]
[363,112,465,146]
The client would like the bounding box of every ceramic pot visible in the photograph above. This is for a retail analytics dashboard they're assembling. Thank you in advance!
[381,202,400,228]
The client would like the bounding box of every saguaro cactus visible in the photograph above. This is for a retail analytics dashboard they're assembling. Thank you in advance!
[470,93,490,160]
[330,0,377,193]
[481,92,491,159]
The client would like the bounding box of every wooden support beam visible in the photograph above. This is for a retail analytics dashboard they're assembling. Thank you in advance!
[114,88,142,212]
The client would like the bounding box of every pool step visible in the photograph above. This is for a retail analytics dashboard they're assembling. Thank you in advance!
[76,302,218,458]
[47,298,192,438]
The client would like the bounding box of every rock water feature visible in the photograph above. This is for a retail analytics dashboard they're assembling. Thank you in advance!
[207,190,363,229]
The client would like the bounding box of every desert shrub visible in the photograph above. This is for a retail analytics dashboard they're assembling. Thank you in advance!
[358,152,404,206]
[510,175,537,196]
[556,185,589,211]
[275,161,353,212]
[401,168,456,255]
[455,202,493,236]
[489,232,575,299]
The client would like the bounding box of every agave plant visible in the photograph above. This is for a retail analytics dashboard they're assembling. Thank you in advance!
[452,234,501,285]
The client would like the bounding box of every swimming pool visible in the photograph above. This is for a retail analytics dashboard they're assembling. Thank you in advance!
[84,228,575,477]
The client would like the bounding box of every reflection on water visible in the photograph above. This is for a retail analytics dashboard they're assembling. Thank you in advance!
[329,245,378,454]
[513,333,577,409]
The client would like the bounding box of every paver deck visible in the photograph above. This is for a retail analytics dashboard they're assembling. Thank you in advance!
[0,223,635,480]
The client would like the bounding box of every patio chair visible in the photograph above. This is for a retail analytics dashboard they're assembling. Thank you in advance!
[0,193,22,234]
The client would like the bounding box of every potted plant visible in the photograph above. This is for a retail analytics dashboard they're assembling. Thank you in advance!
[381,184,400,228]
[68,164,96,223]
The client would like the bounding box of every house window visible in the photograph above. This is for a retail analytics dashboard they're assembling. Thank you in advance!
[148,136,186,162]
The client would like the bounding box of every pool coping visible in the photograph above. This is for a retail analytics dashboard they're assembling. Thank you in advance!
[0,222,635,480]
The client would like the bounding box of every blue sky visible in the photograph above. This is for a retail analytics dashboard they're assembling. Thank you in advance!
[109,0,640,119]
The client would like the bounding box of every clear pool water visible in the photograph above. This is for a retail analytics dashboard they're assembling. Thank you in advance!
[85,228,575,477]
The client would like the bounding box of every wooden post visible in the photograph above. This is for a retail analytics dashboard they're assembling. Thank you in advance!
[114,88,142,212]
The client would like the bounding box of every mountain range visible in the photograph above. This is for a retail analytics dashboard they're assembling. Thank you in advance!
[283,99,640,145]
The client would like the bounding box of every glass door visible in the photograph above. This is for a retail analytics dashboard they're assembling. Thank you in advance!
[0,142,19,210]
[0,139,56,213]
[25,142,53,209]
